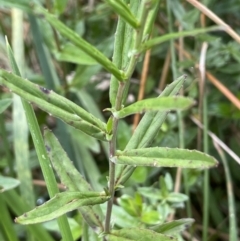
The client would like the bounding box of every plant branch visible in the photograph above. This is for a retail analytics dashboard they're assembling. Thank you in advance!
[104,0,154,235]
[104,82,125,234]
[125,0,152,79]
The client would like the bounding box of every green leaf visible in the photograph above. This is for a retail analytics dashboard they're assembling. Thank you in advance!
[15,191,110,225]
[0,176,20,193]
[28,15,60,90]
[44,128,92,192]
[0,98,12,113]
[107,228,176,241]
[53,0,68,14]
[142,26,222,50]
[114,96,195,119]
[149,218,194,235]
[54,43,98,65]
[110,1,138,106]
[167,193,188,203]
[143,0,160,37]
[34,6,125,81]
[117,194,142,217]
[44,128,105,232]
[3,190,55,241]
[5,31,74,241]
[124,75,187,149]
[0,70,107,141]
[115,75,187,186]
[115,147,218,169]
[105,0,140,29]
[109,9,128,106]
[0,196,18,241]
[0,0,32,11]
[160,176,169,198]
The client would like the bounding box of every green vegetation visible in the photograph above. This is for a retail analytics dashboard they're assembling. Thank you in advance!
[0,1,239,241]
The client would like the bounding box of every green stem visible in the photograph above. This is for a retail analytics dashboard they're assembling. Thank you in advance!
[104,0,153,236]
[218,148,238,241]
[104,82,125,234]
[202,89,209,241]
[166,0,192,227]
[125,0,152,79]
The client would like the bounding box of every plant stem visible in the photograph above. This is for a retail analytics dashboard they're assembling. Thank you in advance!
[104,82,125,234]
[214,144,238,241]
[125,0,151,79]
[104,0,153,235]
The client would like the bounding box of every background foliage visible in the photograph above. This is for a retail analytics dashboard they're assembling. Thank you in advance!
[0,0,239,241]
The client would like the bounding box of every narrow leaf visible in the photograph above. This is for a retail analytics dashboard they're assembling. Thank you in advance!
[44,128,105,232]
[0,176,20,193]
[125,75,188,149]
[107,228,176,241]
[0,98,12,113]
[115,75,187,186]
[0,0,32,11]
[34,6,125,81]
[167,193,188,203]
[142,26,222,50]
[1,70,105,130]
[115,147,218,169]
[54,43,98,65]
[3,190,55,241]
[143,0,160,37]
[115,96,195,119]
[109,10,127,106]
[149,218,194,235]
[15,191,110,225]
[5,33,74,241]
[44,128,93,192]
[0,70,107,141]
[110,1,138,106]
[105,0,140,29]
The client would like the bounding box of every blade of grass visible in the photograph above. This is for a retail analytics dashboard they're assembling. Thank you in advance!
[0,196,18,241]
[28,14,60,90]
[212,142,238,241]
[166,1,187,223]
[34,6,125,81]
[198,41,209,241]
[28,13,78,183]
[6,35,74,241]
[2,190,55,241]
[11,9,35,216]
[142,25,222,51]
